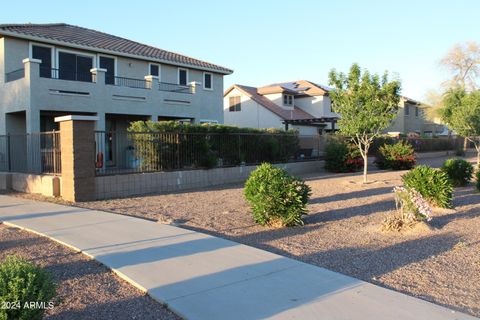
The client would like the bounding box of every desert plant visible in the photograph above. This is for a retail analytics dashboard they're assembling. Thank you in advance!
[376,141,416,170]
[0,256,56,320]
[402,165,453,208]
[244,163,311,227]
[325,139,363,173]
[441,158,474,186]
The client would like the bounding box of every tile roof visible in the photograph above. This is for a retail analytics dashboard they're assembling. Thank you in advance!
[232,84,315,121]
[0,23,232,74]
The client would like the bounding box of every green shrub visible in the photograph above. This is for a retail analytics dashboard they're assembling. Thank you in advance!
[402,165,453,208]
[0,256,56,320]
[375,141,416,170]
[476,170,480,191]
[127,121,299,170]
[244,163,311,227]
[325,139,363,173]
[441,159,474,186]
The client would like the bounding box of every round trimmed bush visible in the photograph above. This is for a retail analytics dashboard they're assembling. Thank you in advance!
[325,139,363,173]
[441,158,474,187]
[244,163,311,227]
[375,141,416,170]
[0,256,56,320]
[402,165,453,208]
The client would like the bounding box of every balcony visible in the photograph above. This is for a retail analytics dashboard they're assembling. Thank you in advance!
[5,61,195,95]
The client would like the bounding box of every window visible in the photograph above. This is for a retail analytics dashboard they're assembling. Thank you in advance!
[149,64,159,77]
[58,51,93,82]
[283,94,293,106]
[178,68,188,85]
[229,96,241,112]
[405,105,410,116]
[99,56,115,85]
[32,45,52,78]
[203,72,212,90]
[415,106,419,117]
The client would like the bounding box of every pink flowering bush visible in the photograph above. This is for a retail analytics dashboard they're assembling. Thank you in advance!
[383,186,432,231]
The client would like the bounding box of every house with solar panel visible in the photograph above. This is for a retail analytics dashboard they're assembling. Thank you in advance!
[224,80,338,135]
[0,23,233,136]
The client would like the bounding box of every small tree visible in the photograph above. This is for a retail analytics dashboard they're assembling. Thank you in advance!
[328,63,401,183]
[440,88,480,167]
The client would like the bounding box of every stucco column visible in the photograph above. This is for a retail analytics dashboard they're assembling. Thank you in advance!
[90,68,107,85]
[55,115,98,202]
[23,58,41,83]
[144,75,159,90]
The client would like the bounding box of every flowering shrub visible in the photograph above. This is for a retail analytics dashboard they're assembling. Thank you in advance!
[383,186,432,231]
[325,139,363,173]
[375,141,416,170]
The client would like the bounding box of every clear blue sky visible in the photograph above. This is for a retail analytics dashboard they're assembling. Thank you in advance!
[2,0,479,100]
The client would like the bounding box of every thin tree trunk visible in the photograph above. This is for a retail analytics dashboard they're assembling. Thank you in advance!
[363,154,368,183]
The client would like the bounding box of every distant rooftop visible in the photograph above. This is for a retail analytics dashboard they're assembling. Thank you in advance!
[258,80,331,96]
[0,23,233,74]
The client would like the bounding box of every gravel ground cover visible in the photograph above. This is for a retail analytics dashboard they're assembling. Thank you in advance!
[10,154,480,317]
[0,224,181,320]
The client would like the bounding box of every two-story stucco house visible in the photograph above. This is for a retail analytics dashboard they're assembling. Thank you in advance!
[224,80,338,135]
[224,80,445,136]
[0,23,233,135]
[385,96,447,136]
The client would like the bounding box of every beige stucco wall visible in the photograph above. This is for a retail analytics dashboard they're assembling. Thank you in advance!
[0,172,61,197]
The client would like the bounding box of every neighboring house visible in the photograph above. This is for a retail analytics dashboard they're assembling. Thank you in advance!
[385,96,447,136]
[224,81,446,136]
[0,23,233,136]
[224,80,338,135]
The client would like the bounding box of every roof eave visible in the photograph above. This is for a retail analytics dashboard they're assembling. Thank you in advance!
[0,30,233,75]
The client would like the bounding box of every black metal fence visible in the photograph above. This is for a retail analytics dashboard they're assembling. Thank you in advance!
[0,132,61,175]
[40,67,94,83]
[158,82,193,94]
[94,131,326,175]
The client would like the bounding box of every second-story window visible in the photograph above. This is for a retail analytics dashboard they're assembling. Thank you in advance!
[99,56,115,85]
[229,96,241,112]
[203,72,212,90]
[415,106,419,117]
[150,64,159,77]
[405,105,410,116]
[178,68,188,85]
[58,51,93,82]
[32,45,52,78]
[283,94,293,106]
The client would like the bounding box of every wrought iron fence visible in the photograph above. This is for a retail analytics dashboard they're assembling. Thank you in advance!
[94,131,326,175]
[0,131,61,175]
[158,82,193,94]
[39,67,94,83]
[109,76,149,89]
[5,69,25,82]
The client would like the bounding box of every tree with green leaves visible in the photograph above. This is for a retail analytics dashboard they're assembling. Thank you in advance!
[328,63,401,183]
[440,87,480,167]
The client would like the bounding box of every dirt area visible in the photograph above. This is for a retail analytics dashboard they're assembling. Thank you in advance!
[10,155,480,317]
[0,224,180,320]
[73,169,480,317]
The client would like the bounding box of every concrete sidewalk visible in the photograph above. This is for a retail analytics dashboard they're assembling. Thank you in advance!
[0,195,475,320]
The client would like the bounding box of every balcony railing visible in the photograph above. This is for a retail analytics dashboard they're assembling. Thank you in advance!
[5,68,25,82]
[107,75,148,89]
[159,82,193,94]
[40,67,95,83]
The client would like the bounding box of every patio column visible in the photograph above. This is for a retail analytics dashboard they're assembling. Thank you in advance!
[145,75,159,89]
[91,68,107,85]
[55,115,98,202]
